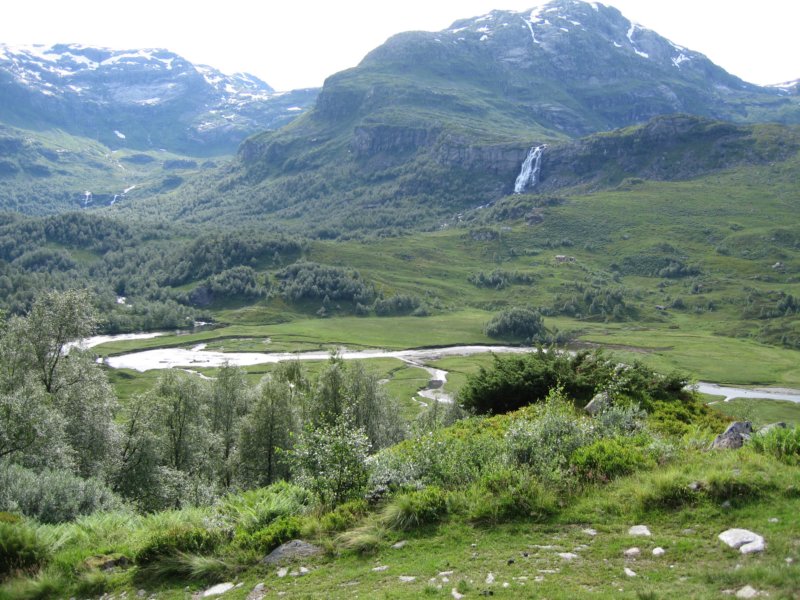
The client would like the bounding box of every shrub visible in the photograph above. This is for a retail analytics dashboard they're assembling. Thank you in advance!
[0,464,124,524]
[135,526,222,566]
[571,438,654,483]
[466,469,555,524]
[0,522,50,581]
[374,294,420,316]
[380,487,449,530]
[505,388,595,481]
[318,499,368,533]
[484,307,545,341]
[593,403,647,436]
[750,426,800,465]
[214,482,310,535]
[245,515,306,554]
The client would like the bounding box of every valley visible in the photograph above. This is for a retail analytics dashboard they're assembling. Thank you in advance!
[1,1,799,598]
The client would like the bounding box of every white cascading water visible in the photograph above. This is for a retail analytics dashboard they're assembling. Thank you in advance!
[514,144,546,193]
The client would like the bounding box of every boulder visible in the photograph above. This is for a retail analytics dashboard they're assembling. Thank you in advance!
[718,529,765,554]
[262,540,323,565]
[711,421,752,450]
[584,391,611,415]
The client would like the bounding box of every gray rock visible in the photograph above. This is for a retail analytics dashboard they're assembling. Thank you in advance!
[372,565,389,572]
[624,567,637,577]
[582,528,598,536]
[711,421,753,450]
[201,583,234,597]
[756,422,787,436]
[623,547,640,557]
[628,525,651,536]
[246,583,266,600]
[652,547,666,557]
[736,585,760,599]
[719,529,765,554]
[584,391,611,415]
[398,576,416,583]
[391,540,408,549]
[262,540,323,565]
[558,552,579,561]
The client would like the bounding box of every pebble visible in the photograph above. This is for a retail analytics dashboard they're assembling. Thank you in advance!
[652,547,666,557]
[736,585,760,599]
[372,565,388,572]
[628,525,651,537]
[768,517,779,523]
[624,568,637,577]
[398,576,416,583]
[277,567,288,578]
[298,567,310,575]
[623,547,640,558]
[451,590,464,600]
[391,540,408,549]
[558,552,579,561]
[201,583,234,597]
[439,571,454,577]
[485,573,495,584]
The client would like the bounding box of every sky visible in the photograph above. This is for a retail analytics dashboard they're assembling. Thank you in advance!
[2,0,798,91]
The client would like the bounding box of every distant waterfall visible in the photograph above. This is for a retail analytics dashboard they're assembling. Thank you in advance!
[514,144,546,193]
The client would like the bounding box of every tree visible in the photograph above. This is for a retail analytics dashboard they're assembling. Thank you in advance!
[210,363,250,488]
[17,289,98,394]
[237,377,298,488]
[290,412,370,508]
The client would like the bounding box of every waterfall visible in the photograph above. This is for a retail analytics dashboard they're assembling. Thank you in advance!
[514,144,546,194]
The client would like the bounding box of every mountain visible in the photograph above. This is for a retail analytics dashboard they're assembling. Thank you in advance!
[149,0,798,234]
[0,44,319,155]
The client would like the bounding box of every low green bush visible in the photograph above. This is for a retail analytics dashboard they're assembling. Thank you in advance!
[214,482,310,535]
[0,522,50,581]
[135,526,222,566]
[571,437,654,483]
[380,486,449,531]
[750,426,800,465]
[245,515,306,554]
[318,499,368,533]
[466,468,555,524]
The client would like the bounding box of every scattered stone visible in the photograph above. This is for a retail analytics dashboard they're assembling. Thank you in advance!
[137,591,146,598]
[768,517,779,523]
[711,422,752,450]
[756,422,787,436]
[558,552,579,561]
[584,390,611,415]
[688,481,703,492]
[582,528,598,536]
[503,582,510,588]
[623,547,641,558]
[451,590,464,600]
[485,573,495,584]
[372,565,389,572]
[439,571,454,577]
[628,525,651,537]
[277,567,288,578]
[534,576,545,583]
[719,529,766,554]
[298,567,310,575]
[398,576,416,583]
[736,585,760,599]
[652,547,666,557]
[246,583,266,600]
[624,567,637,577]
[786,557,795,565]
[538,569,559,574]
[202,583,235,597]
[721,500,732,509]
[682,528,696,535]
[507,558,515,565]
[262,540,323,565]
[391,540,408,550]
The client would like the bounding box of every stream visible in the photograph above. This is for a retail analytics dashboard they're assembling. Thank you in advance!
[89,334,800,405]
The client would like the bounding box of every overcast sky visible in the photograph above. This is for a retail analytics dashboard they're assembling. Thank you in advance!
[2,0,798,91]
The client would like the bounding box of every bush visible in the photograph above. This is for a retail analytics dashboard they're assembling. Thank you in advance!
[593,403,647,436]
[484,307,545,341]
[571,438,654,483]
[245,515,306,554]
[466,469,555,524]
[135,526,222,566]
[380,487,449,530]
[318,499,368,533]
[0,522,50,580]
[750,426,800,465]
[374,294,420,316]
[214,483,310,536]
[0,464,124,524]
[505,388,595,481]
